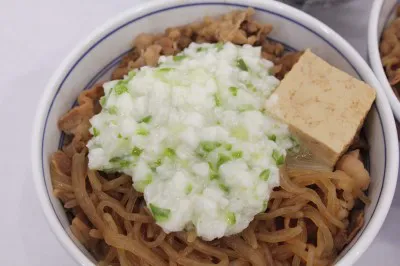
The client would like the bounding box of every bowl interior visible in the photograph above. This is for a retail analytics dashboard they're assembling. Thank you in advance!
[38,1,390,265]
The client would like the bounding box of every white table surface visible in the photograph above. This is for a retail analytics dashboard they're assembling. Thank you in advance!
[1,0,399,265]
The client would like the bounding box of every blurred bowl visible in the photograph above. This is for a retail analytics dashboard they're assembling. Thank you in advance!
[32,0,399,265]
[368,0,400,120]
[278,0,355,7]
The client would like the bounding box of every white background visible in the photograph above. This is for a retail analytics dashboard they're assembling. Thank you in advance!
[1,0,399,265]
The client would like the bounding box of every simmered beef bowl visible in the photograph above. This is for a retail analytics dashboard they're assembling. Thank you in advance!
[33,1,398,266]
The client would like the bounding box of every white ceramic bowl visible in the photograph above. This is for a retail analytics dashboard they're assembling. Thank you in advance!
[32,0,399,265]
[368,0,400,121]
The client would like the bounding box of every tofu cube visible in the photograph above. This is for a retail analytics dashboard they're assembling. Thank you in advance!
[265,50,376,167]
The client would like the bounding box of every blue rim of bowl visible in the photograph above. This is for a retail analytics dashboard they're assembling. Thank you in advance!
[41,2,386,263]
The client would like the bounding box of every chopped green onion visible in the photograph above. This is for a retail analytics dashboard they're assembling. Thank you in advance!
[185,184,193,195]
[134,173,152,193]
[290,136,300,147]
[109,157,130,168]
[272,150,285,165]
[219,183,230,193]
[210,172,219,180]
[150,159,162,171]
[164,148,176,158]
[158,68,174,73]
[232,151,243,159]
[136,128,149,136]
[132,147,143,156]
[231,126,248,140]
[246,82,257,92]
[259,169,271,181]
[108,106,118,115]
[93,127,100,137]
[128,70,136,79]
[229,86,238,96]
[224,143,232,151]
[99,96,106,106]
[226,212,236,225]
[120,161,130,168]
[217,153,231,168]
[238,104,255,112]
[200,141,221,152]
[118,79,129,85]
[139,115,152,123]
[173,55,186,61]
[196,148,207,159]
[236,58,248,71]
[268,134,277,142]
[197,47,206,52]
[208,162,215,171]
[149,203,171,222]
[208,162,219,180]
[214,93,222,107]
[114,84,128,95]
[216,42,224,51]
[117,133,123,139]
[261,200,268,212]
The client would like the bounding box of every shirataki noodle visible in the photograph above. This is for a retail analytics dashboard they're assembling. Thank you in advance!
[50,8,370,266]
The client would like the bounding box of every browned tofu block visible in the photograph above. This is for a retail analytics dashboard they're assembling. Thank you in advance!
[265,50,376,167]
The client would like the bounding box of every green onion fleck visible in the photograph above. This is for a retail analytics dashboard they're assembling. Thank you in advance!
[208,162,219,180]
[215,42,224,51]
[158,68,174,73]
[214,93,222,107]
[238,104,255,112]
[117,133,123,139]
[150,159,162,171]
[226,212,236,225]
[93,127,100,137]
[136,128,149,136]
[224,143,233,151]
[119,160,130,168]
[232,151,243,159]
[164,148,176,158]
[219,183,230,193]
[134,173,152,193]
[139,115,152,123]
[200,141,221,152]
[99,96,106,107]
[108,106,118,115]
[128,70,136,79]
[259,169,271,181]
[217,153,231,168]
[229,86,238,96]
[196,148,207,159]
[114,83,129,95]
[231,126,248,140]
[236,58,248,71]
[272,150,285,166]
[185,184,193,195]
[268,134,277,142]
[261,200,268,212]
[208,162,215,171]
[210,172,219,180]
[132,147,143,156]
[197,47,206,52]
[109,157,130,168]
[149,203,171,222]
[246,82,257,92]
[173,55,186,61]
